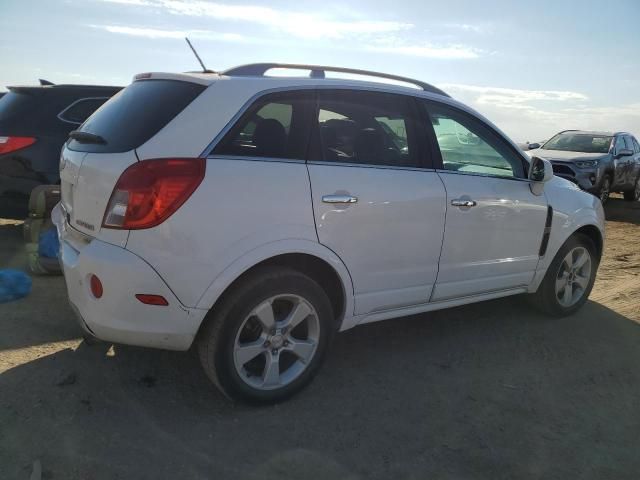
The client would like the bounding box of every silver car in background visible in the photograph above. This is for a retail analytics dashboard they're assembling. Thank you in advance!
[527,130,640,203]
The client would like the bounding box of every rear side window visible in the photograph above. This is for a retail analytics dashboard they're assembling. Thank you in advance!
[68,80,205,153]
[213,91,315,160]
[310,90,419,168]
[58,98,108,124]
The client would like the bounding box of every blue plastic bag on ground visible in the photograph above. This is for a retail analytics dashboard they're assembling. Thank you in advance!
[0,269,32,303]
[38,227,60,259]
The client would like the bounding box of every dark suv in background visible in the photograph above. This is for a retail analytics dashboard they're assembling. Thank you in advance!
[0,81,121,218]
[527,130,640,203]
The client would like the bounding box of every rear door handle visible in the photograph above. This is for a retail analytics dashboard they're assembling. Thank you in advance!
[322,194,358,204]
[451,199,477,207]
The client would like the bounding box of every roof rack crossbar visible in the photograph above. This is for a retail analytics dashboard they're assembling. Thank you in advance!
[222,63,449,97]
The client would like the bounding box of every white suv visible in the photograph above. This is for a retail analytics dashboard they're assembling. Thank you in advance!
[54,64,605,403]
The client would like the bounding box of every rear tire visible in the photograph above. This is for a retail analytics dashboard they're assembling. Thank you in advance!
[530,233,599,317]
[623,176,640,201]
[197,266,334,404]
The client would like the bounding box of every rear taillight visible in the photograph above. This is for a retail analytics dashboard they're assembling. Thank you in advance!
[103,158,205,230]
[0,136,36,154]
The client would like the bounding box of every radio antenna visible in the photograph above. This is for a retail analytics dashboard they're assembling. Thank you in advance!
[185,37,214,73]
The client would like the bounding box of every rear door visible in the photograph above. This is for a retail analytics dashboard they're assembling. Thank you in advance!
[421,100,548,301]
[307,89,446,315]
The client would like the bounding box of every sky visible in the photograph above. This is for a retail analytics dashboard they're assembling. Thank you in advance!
[1,0,639,142]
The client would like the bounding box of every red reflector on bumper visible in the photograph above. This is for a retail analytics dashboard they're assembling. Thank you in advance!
[135,294,169,306]
[90,275,103,298]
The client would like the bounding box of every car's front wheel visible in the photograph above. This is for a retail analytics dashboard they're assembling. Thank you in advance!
[197,266,334,404]
[531,233,599,317]
[623,176,640,201]
[598,175,611,204]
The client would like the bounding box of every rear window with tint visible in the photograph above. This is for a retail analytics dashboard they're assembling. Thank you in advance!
[0,91,42,130]
[68,80,205,153]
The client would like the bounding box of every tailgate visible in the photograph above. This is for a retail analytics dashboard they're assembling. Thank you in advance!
[60,146,137,246]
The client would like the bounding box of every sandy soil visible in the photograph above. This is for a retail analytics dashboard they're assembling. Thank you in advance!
[0,197,639,479]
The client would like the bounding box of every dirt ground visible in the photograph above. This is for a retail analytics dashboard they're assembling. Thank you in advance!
[1,197,639,480]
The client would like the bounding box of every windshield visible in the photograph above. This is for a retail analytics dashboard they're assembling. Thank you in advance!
[542,133,612,154]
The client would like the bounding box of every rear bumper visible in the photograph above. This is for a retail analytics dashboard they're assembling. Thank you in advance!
[52,204,207,351]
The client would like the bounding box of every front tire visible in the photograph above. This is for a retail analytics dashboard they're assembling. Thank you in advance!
[531,233,599,317]
[197,266,334,404]
[598,175,611,204]
[623,176,640,201]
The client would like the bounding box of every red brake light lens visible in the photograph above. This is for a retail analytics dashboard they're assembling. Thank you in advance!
[103,158,205,230]
[0,136,36,154]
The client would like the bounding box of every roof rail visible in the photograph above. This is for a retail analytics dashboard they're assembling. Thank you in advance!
[222,63,450,97]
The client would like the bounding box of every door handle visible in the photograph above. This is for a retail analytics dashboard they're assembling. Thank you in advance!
[322,194,358,204]
[451,199,477,207]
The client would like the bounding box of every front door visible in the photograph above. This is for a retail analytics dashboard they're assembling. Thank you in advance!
[421,100,548,301]
[307,90,447,315]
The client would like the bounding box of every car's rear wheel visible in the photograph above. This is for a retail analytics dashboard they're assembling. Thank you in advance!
[531,233,598,316]
[598,175,611,204]
[197,266,334,404]
[623,176,640,201]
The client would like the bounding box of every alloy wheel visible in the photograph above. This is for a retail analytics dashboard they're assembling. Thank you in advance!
[555,246,592,307]
[233,294,320,390]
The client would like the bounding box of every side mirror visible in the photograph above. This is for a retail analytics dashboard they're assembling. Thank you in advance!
[529,156,553,195]
[527,142,541,150]
[616,148,633,158]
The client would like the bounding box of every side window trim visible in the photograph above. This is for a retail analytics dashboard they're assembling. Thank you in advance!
[57,97,109,125]
[420,99,528,180]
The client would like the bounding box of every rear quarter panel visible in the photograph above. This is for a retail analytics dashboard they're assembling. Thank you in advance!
[125,158,322,308]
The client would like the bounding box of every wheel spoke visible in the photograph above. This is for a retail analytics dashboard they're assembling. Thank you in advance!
[556,274,568,294]
[262,352,281,387]
[283,301,312,330]
[574,249,588,270]
[253,301,275,330]
[235,338,267,366]
[286,338,316,364]
[562,282,573,305]
[563,252,574,269]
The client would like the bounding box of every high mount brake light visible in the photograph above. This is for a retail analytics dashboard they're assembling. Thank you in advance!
[0,136,36,154]
[103,158,205,230]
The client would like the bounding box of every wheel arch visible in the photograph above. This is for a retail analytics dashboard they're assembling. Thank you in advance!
[195,240,355,332]
[574,224,603,260]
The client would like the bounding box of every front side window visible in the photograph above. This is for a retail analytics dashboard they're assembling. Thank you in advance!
[633,137,640,154]
[214,91,314,160]
[425,103,524,178]
[615,136,626,154]
[310,90,419,168]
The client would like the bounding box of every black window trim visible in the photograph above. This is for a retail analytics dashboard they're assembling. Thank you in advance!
[57,96,110,125]
[420,99,531,182]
